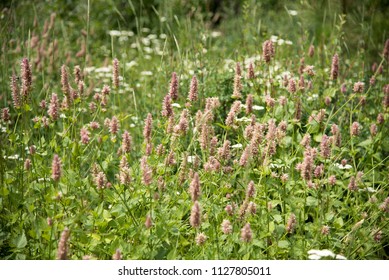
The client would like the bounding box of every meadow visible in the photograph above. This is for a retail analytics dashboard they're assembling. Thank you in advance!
[0,0,388,260]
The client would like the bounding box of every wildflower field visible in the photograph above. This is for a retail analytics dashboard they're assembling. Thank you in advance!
[0,0,388,260]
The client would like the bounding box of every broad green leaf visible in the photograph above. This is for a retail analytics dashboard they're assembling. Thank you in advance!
[278,240,290,249]
[14,232,27,249]
[306,196,318,207]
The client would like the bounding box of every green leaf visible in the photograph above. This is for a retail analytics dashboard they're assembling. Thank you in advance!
[306,196,318,207]
[278,240,290,249]
[272,214,283,224]
[325,212,335,222]
[334,217,344,229]
[269,221,275,233]
[14,232,27,249]
[357,139,372,147]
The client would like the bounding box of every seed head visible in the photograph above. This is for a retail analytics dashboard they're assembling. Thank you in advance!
[321,225,330,236]
[21,58,32,99]
[221,219,232,234]
[353,82,364,93]
[320,134,331,159]
[288,78,296,94]
[169,72,179,100]
[10,74,21,109]
[74,65,82,84]
[370,123,377,137]
[190,201,201,228]
[330,54,339,80]
[195,232,207,246]
[57,227,70,260]
[248,62,255,79]
[51,154,62,181]
[80,127,90,144]
[383,38,389,61]
[94,171,107,189]
[240,223,253,242]
[109,116,120,135]
[232,62,242,99]
[377,113,384,124]
[119,131,132,154]
[24,158,32,171]
[145,215,153,229]
[161,94,173,118]
[188,75,198,102]
[61,65,70,97]
[225,204,234,215]
[265,95,275,108]
[225,101,241,126]
[351,121,360,136]
[143,113,153,142]
[140,156,152,186]
[379,197,389,212]
[112,249,122,260]
[308,45,315,57]
[246,181,255,198]
[328,175,337,186]
[245,94,253,114]
[348,176,357,191]
[286,213,297,234]
[262,40,274,63]
[112,58,120,88]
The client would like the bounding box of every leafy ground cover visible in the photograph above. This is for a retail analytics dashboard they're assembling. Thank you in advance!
[0,0,388,260]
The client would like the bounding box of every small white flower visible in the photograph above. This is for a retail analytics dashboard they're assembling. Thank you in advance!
[211,31,222,38]
[125,61,137,68]
[334,163,353,169]
[285,40,293,45]
[5,154,20,160]
[236,117,252,123]
[359,187,376,193]
[308,249,347,260]
[119,36,129,42]
[147,34,158,40]
[269,163,282,169]
[270,35,278,42]
[95,67,111,73]
[252,105,265,111]
[231,143,243,149]
[308,254,321,260]
[172,103,181,108]
[108,30,121,36]
[288,10,298,16]
[140,71,153,76]
[187,156,196,163]
[141,38,151,46]
[335,254,347,260]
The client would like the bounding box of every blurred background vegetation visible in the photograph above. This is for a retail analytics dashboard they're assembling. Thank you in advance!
[1,0,388,59]
[1,0,388,111]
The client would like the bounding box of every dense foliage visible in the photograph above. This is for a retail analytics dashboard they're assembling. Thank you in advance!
[0,0,388,260]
